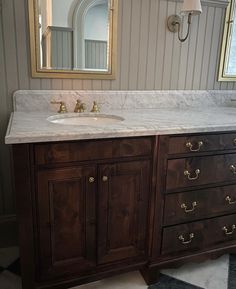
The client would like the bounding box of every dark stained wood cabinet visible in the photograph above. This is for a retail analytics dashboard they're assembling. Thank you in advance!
[12,132,236,289]
[36,166,97,281]
[13,137,154,289]
[97,161,150,264]
[143,132,236,285]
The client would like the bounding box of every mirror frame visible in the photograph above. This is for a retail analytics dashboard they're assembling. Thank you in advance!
[28,0,118,79]
[218,0,236,81]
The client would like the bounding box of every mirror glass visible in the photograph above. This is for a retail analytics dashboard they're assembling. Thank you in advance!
[219,0,236,81]
[29,0,117,78]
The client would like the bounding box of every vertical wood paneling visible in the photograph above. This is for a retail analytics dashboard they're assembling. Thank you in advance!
[208,8,223,89]
[162,1,175,89]
[178,15,191,89]
[1,0,236,216]
[128,0,141,89]
[185,12,199,89]
[170,1,182,89]
[146,0,159,89]
[192,6,208,89]
[137,0,150,89]
[200,7,215,89]
[154,0,168,89]
[85,40,107,69]
[120,0,132,89]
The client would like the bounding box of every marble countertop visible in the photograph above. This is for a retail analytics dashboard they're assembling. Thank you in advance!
[5,107,236,144]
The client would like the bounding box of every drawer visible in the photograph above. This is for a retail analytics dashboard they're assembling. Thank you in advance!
[164,185,236,226]
[166,154,236,191]
[161,214,236,256]
[168,133,236,155]
[34,137,153,165]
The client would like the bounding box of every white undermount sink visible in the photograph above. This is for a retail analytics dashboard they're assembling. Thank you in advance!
[47,113,124,126]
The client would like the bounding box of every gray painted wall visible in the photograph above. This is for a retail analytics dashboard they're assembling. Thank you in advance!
[0,0,235,216]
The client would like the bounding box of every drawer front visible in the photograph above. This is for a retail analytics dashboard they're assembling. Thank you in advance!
[166,154,236,191]
[161,214,236,256]
[35,137,153,165]
[164,185,236,226]
[168,133,236,155]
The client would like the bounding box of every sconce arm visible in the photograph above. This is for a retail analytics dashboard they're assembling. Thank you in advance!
[167,13,193,43]
[177,13,192,42]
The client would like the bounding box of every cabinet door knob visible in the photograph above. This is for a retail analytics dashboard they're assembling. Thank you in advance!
[186,141,203,152]
[184,169,200,181]
[222,225,236,235]
[178,233,195,245]
[225,196,236,205]
[181,201,197,213]
[102,176,108,182]
[89,177,95,183]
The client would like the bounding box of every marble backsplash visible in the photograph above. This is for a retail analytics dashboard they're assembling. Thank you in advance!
[13,90,236,113]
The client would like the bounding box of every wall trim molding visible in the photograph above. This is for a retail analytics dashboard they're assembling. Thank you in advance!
[168,0,229,8]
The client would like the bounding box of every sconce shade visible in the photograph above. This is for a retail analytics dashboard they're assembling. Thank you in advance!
[181,0,202,15]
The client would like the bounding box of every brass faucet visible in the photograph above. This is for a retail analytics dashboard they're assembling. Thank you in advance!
[91,101,100,113]
[51,101,67,113]
[74,99,86,113]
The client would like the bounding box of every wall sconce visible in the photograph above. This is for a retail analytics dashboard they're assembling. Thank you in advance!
[167,0,202,43]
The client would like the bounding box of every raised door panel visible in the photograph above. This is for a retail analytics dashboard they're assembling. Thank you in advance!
[36,166,96,281]
[97,160,150,264]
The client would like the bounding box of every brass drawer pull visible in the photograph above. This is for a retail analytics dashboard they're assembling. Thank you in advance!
[179,233,195,245]
[89,177,95,183]
[186,141,203,152]
[184,169,200,181]
[102,176,108,182]
[230,165,236,174]
[233,138,236,145]
[181,201,197,213]
[225,196,236,205]
[222,225,236,235]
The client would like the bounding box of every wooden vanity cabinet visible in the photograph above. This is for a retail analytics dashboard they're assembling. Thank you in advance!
[143,132,236,285]
[13,137,155,289]
[14,132,236,288]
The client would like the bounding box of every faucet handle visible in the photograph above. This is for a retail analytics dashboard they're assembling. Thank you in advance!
[74,99,86,113]
[91,101,100,113]
[51,101,67,113]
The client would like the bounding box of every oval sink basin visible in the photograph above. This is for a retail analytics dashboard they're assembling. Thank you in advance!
[47,113,124,126]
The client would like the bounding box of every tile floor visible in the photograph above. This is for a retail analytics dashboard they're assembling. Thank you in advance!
[0,247,235,289]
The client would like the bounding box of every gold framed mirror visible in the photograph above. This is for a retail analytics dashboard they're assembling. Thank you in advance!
[28,0,118,79]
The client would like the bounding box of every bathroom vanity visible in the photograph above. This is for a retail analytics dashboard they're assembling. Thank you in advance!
[10,132,236,289]
[6,90,236,289]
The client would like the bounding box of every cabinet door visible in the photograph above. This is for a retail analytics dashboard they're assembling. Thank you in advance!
[36,166,96,281]
[98,160,151,264]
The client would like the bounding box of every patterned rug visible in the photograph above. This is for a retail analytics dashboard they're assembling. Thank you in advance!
[0,247,235,289]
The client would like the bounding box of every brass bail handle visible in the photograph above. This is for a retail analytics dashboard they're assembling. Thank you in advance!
[225,196,236,205]
[184,169,201,181]
[179,233,195,245]
[222,224,236,235]
[181,201,197,213]
[186,141,203,152]
[230,164,236,175]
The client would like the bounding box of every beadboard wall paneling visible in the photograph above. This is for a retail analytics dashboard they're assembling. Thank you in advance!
[0,0,236,216]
